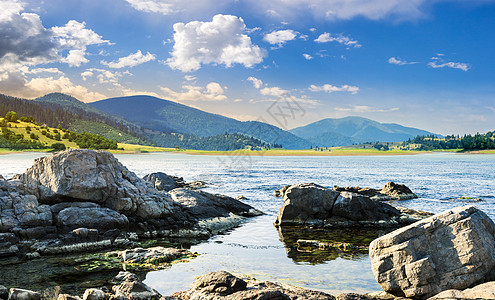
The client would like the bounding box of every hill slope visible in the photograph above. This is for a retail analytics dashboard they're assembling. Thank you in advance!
[290,116,436,146]
[90,95,311,149]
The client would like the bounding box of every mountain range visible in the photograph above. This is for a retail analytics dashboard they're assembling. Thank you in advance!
[1,92,438,149]
[290,116,436,146]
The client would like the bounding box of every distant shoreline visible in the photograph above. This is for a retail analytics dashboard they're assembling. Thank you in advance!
[2,146,494,156]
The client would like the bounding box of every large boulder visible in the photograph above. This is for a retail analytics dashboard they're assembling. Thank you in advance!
[274,183,422,227]
[369,205,495,299]
[12,149,180,220]
[56,207,129,232]
[428,281,495,300]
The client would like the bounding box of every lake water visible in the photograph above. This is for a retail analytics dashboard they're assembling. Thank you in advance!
[1,152,495,295]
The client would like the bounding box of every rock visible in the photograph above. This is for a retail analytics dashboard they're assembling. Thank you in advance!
[112,274,161,300]
[0,286,8,300]
[332,192,401,222]
[274,183,420,227]
[169,188,261,220]
[184,180,207,189]
[273,185,291,197]
[8,288,41,300]
[333,182,417,201]
[57,294,81,300]
[143,172,184,191]
[428,281,495,299]
[369,205,495,299]
[57,207,129,232]
[275,183,339,226]
[82,289,105,300]
[118,246,192,265]
[13,149,180,220]
[179,271,335,299]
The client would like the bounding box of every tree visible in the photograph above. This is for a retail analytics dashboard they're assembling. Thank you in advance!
[51,142,66,151]
[5,111,18,122]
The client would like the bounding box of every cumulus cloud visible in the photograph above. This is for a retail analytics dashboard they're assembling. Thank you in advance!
[160,82,228,101]
[388,57,419,65]
[263,29,297,46]
[309,84,359,94]
[166,14,266,72]
[101,50,156,69]
[303,53,313,60]
[247,76,263,89]
[124,0,175,14]
[428,61,470,71]
[315,33,361,48]
[260,86,289,97]
[81,68,126,84]
[335,105,399,113]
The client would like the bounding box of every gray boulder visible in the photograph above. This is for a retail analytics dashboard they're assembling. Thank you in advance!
[274,183,420,227]
[82,289,105,300]
[369,205,495,299]
[332,181,417,201]
[0,285,7,300]
[13,149,180,220]
[428,281,495,299]
[169,188,261,220]
[57,207,129,232]
[178,271,335,300]
[143,172,184,191]
[112,274,161,300]
[8,288,41,300]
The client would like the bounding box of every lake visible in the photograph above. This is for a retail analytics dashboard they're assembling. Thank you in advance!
[1,151,494,295]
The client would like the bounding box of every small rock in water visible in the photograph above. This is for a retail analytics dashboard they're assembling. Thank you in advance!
[8,288,41,300]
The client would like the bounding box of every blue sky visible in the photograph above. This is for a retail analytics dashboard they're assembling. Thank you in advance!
[1,0,494,135]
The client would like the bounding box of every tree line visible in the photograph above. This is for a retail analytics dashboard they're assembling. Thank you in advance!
[402,132,495,151]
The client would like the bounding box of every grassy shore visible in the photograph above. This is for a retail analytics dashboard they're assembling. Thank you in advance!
[1,145,494,156]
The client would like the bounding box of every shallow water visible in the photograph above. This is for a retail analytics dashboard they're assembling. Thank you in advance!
[1,152,495,295]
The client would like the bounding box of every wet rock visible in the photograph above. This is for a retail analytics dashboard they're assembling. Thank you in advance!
[370,205,495,299]
[170,188,261,220]
[332,182,417,201]
[274,183,421,227]
[82,289,105,300]
[8,288,41,300]
[143,172,184,191]
[112,274,161,300]
[428,281,495,299]
[57,207,128,232]
[178,271,335,299]
[184,180,207,190]
[0,285,7,300]
[118,246,192,265]
[57,294,81,300]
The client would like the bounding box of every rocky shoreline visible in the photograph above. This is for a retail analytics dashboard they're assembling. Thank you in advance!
[2,149,495,299]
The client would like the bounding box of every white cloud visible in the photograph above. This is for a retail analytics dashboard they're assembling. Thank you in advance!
[63,49,89,67]
[260,86,289,97]
[81,68,124,84]
[335,105,399,113]
[160,82,228,101]
[124,0,175,14]
[263,29,297,46]
[21,67,63,75]
[184,75,197,81]
[309,28,317,32]
[309,84,359,94]
[315,33,361,48]
[101,50,156,69]
[428,61,470,71]
[388,57,419,65]
[166,14,266,72]
[247,76,263,89]
[246,0,429,22]
[303,53,313,60]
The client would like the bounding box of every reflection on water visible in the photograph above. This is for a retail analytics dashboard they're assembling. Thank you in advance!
[277,226,392,264]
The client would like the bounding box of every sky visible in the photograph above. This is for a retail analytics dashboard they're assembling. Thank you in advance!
[0,0,494,135]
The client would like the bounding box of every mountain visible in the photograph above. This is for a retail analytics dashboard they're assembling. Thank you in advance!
[290,116,437,146]
[90,95,311,149]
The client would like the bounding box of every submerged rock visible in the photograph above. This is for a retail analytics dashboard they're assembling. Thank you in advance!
[117,246,193,266]
[274,183,426,228]
[370,205,495,299]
